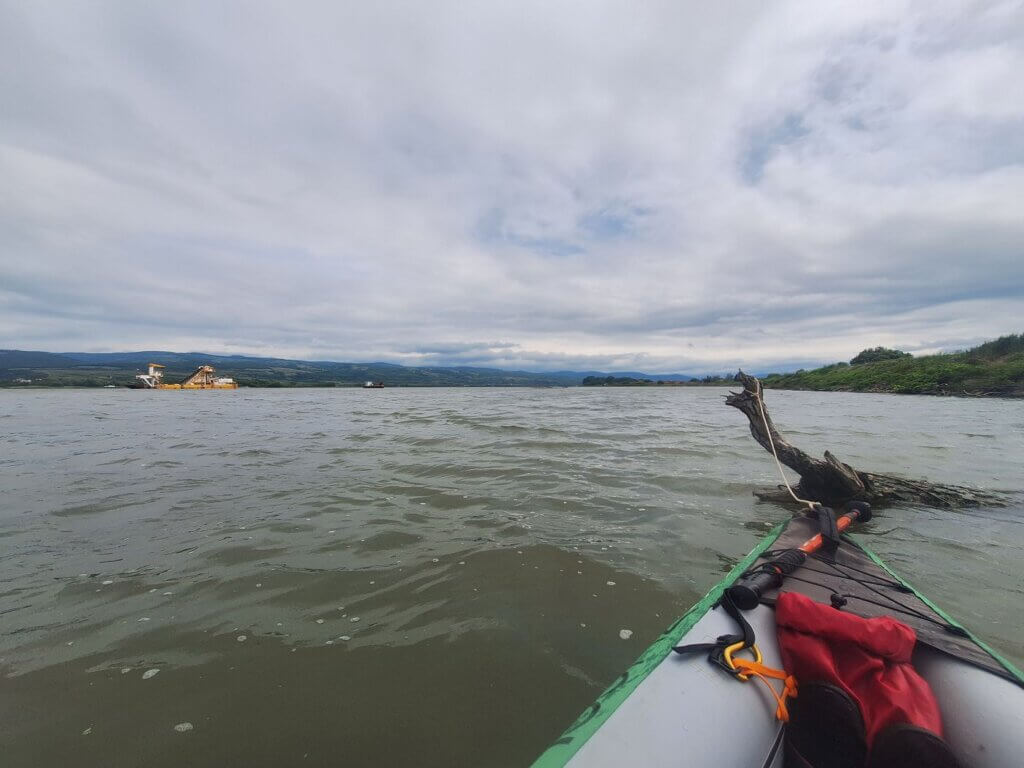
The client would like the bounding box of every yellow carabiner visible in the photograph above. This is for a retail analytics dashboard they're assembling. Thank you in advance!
[723,641,762,681]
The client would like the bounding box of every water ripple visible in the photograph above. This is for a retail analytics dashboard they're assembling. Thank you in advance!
[1,387,1022,766]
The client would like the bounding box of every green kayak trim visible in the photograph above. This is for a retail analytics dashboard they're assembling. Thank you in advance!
[852,535,1024,685]
[530,522,785,768]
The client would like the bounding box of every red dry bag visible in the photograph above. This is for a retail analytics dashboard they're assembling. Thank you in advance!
[775,591,944,746]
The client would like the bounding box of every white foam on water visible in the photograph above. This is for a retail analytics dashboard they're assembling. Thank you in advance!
[142,668,160,679]
[619,629,633,640]
[173,722,193,733]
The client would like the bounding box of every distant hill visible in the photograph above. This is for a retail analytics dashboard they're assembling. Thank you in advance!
[582,375,691,386]
[760,333,1024,397]
[601,371,694,382]
[0,349,698,388]
[0,350,80,368]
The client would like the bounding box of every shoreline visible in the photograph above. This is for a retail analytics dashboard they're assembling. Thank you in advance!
[2,383,1021,398]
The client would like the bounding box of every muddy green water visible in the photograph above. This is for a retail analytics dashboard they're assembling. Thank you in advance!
[1,387,1022,766]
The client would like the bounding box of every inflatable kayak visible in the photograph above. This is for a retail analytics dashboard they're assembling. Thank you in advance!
[532,507,1024,768]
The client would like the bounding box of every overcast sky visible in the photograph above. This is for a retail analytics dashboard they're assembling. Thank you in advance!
[1,1,1022,373]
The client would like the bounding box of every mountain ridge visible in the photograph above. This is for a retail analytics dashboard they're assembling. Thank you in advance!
[1,349,710,387]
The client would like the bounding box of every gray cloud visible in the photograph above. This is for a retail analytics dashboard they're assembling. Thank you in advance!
[1,1,1022,372]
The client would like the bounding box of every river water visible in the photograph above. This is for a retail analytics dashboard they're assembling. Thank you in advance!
[1,387,1022,766]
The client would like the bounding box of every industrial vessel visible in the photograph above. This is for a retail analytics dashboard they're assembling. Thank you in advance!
[128,363,238,389]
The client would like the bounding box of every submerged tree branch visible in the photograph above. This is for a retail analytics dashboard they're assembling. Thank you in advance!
[726,371,1006,508]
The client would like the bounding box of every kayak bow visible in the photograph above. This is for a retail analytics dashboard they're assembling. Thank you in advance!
[532,512,1024,768]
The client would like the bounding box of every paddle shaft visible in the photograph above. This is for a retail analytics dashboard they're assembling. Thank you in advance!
[796,510,861,553]
[727,503,871,610]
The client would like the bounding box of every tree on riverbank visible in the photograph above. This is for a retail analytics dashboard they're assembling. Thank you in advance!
[762,334,1024,397]
[850,347,912,365]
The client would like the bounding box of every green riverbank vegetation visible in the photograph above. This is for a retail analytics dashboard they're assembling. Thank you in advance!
[762,334,1024,397]
[581,376,688,386]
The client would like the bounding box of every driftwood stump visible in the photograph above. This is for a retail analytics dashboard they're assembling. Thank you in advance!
[726,371,1005,509]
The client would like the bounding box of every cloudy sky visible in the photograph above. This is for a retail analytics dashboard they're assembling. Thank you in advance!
[1,1,1022,373]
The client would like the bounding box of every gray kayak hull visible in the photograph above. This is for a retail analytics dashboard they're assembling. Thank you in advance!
[566,603,786,768]
[533,520,1024,768]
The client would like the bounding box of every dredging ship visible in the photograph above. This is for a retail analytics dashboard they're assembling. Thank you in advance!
[128,363,238,389]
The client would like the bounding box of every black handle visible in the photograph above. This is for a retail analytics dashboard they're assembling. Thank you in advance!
[726,548,808,610]
[845,500,872,523]
[727,569,784,610]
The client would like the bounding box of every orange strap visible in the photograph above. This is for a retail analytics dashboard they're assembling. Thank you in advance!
[731,658,799,722]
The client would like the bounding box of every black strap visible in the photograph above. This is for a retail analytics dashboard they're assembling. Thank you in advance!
[672,591,755,677]
[813,506,841,552]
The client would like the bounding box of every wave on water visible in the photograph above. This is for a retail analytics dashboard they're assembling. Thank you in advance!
[1,387,1022,766]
